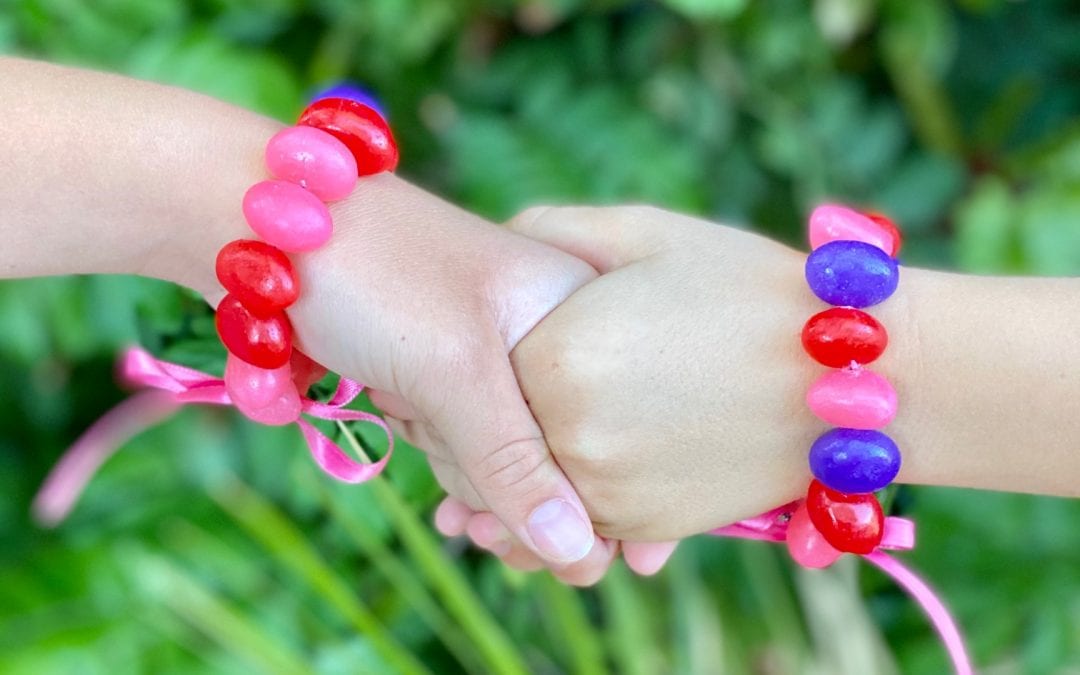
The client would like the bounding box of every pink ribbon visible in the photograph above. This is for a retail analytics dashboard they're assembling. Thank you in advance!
[711,503,972,675]
[32,347,391,526]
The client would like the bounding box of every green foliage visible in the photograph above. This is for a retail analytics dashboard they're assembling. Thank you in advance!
[3,0,1080,672]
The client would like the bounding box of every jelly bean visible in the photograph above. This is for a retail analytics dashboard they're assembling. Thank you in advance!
[265,126,358,202]
[864,212,902,257]
[805,479,884,554]
[243,180,333,252]
[809,204,900,256]
[809,428,901,494]
[806,368,897,430]
[298,97,398,176]
[785,501,842,568]
[216,294,292,369]
[224,354,301,426]
[310,82,385,116]
[290,350,328,395]
[802,307,888,367]
[805,240,899,308]
[215,240,300,316]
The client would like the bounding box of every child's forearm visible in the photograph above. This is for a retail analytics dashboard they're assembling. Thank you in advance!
[0,57,273,291]
[887,268,1080,496]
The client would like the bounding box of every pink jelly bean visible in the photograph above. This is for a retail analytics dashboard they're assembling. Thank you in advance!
[807,367,897,430]
[265,126,358,202]
[242,180,332,252]
[224,353,302,426]
[809,204,898,256]
[786,502,842,568]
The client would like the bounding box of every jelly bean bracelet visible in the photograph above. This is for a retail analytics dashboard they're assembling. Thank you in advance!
[713,205,972,674]
[33,93,400,525]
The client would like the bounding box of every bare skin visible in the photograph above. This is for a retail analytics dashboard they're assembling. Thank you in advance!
[425,205,1080,571]
[7,59,1078,584]
[0,57,627,580]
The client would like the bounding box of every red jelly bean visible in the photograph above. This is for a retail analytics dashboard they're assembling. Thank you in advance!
[298,97,398,176]
[216,294,293,369]
[864,212,902,257]
[805,479,884,554]
[215,240,300,316]
[802,307,888,368]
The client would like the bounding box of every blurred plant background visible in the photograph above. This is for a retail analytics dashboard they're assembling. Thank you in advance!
[2,0,1079,673]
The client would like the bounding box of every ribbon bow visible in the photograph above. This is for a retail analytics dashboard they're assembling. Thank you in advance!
[712,504,972,675]
[32,347,391,526]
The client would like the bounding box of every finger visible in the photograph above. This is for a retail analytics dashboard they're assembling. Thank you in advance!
[368,388,420,421]
[499,544,546,572]
[464,512,543,570]
[427,456,487,511]
[505,206,669,274]
[432,345,597,566]
[434,497,473,537]
[466,510,618,586]
[622,540,679,577]
[385,416,421,448]
[466,512,513,556]
[550,535,620,587]
[386,417,454,464]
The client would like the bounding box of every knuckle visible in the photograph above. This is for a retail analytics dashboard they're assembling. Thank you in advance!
[473,436,551,497]
[504,205,557,233]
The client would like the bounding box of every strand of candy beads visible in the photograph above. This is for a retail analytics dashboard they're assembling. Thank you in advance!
[215,96,398,425]
[787,204,904,565]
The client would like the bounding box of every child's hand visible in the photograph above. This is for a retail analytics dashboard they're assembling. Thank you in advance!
[208,176,614,572]
[423,205,921,571]
[506,206,818,541]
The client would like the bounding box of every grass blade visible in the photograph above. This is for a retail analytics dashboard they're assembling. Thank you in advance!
[208,474,430,675]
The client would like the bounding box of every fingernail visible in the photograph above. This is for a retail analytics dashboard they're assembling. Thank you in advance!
[527,499,594,563]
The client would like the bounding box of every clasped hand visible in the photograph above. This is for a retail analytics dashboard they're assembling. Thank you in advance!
[326,197,819,586]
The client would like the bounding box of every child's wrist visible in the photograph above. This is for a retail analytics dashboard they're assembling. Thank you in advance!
[147,114,284,301]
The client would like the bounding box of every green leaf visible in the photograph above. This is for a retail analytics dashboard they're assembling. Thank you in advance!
[954,176,1016,273]
[663,0,749,21]
[125,31,302,120]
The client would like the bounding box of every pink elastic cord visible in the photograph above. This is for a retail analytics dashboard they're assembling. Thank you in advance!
[32,347,391,526]
[711,505,972,675]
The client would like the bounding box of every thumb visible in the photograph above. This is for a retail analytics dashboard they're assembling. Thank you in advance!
[506,206,669,274]
[430,341,596,565]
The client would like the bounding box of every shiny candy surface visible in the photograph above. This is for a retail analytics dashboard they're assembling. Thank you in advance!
[298,97,399,175]
[243,180,333,252]
[805,479,884,554]
[865,212,903,257]
[809,428,901,494]
[785,502,842,568]
[215,294,293,369]
[215,240,299,316]
[802,307,888,367]
[265,126,358,201]
[224,354,302,425]
[806,367,897,429]
[809,204,900,256]
[805,240,899,308]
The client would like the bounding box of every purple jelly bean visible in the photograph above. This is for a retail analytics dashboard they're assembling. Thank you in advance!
[310,82,385,117]
[808,428,901,494]
[805,240,899,308]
